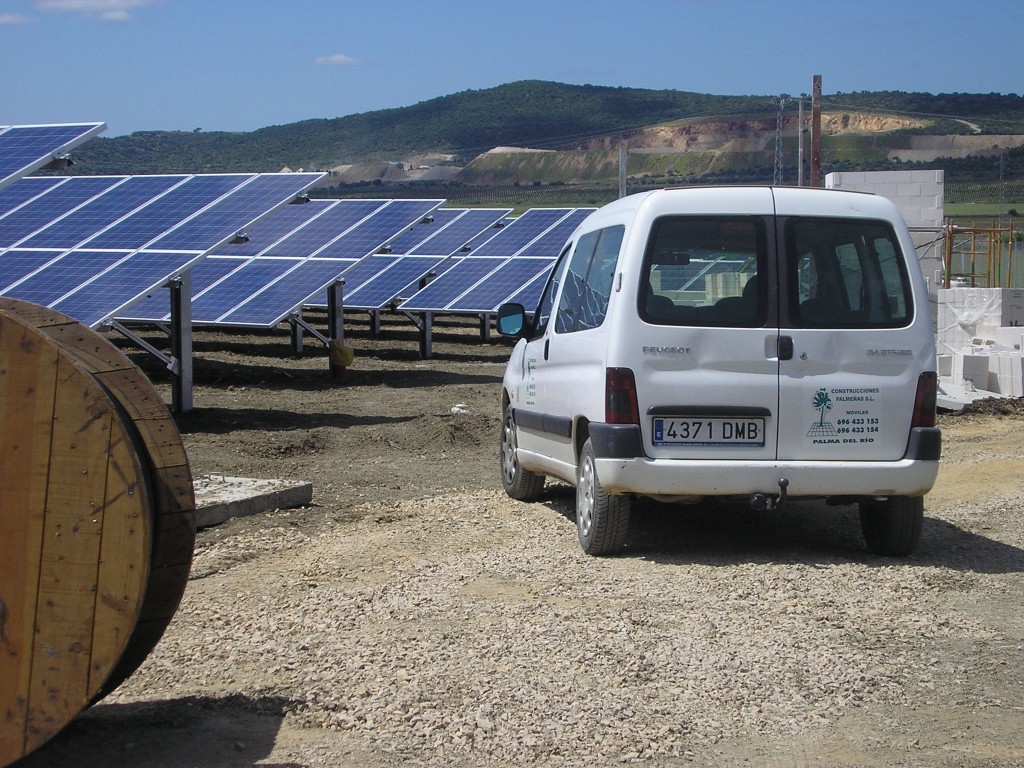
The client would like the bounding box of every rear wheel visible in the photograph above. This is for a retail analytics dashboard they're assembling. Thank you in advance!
[576,439,631,555]
[500,405,545,501]
[859,496,923,556]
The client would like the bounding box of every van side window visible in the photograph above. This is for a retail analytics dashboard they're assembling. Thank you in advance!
[554,225,624,334]
[788,218,912,328]
[640,216,766,327]
[529,243,572,340]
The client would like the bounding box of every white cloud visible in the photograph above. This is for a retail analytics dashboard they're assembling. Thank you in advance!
[0,14,32,24]
[314,53,362,67]
[34,0,163,21]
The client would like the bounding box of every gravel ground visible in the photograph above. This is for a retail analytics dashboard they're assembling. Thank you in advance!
[14,321,1024,768]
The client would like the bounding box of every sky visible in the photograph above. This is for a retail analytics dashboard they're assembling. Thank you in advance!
[2,0,1022,137]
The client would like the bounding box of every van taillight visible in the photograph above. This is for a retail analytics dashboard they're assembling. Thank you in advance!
[912,371,937,428]
[606,367,640,425]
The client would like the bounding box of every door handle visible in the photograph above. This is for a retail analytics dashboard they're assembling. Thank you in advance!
[544,339,550,361]
[778,335,794,361]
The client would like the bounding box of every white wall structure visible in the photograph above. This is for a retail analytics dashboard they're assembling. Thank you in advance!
[825,170,945,308]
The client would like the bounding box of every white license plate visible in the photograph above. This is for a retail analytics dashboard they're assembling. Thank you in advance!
[652,417,765,446]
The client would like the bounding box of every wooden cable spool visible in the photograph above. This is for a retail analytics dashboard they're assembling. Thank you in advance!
[0,298,195,766]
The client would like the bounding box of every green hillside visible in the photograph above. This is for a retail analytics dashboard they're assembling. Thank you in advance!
[60,81,1024,204]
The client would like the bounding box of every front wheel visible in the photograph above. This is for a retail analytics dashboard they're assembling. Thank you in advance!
[859,496,923,556]
[500,405,545,501]
[576,439,631,555]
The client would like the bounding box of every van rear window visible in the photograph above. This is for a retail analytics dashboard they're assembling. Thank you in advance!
[787,217,913,329]
[640,216,767,327]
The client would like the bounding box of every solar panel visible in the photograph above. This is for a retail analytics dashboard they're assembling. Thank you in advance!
[409,208,512,255]
[264,199,387,256]
[343,255,452,310]
[213,199,336,257]
[518,208,594,255]
[215,259,354,326]
[0,177,66,218]
[0,122,105,190]
[48,250,204,325]
[504,266,553,310]
[398,208,594,315]
[85,174,252,250]
[1,172,325,328]
[119,255,245,322]
[147,173,324,251]
[14,175,184,249]
[471,208,572,257]
[191,258,299,322]
[383,208,462,254]
[0,176,124,247]
[399,257,503,311]
[0,249,64,289]
[446,257,554,313]
[312,199,444,259]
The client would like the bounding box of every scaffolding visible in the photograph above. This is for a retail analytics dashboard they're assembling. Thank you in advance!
[943,221,1020,288]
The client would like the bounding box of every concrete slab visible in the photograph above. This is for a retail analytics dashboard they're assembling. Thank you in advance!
[192,474,314,528]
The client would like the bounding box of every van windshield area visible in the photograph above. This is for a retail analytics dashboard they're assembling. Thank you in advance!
[640,216,766,327]
[787,217,913,329]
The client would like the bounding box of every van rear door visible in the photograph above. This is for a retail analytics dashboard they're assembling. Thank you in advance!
[772,188,923,462]
[632,189,780,463]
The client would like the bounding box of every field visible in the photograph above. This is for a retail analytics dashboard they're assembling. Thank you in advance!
[12,315,1024,768]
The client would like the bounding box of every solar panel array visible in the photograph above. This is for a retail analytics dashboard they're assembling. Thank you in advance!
[0,172,324,327]
[0,122,106,190]
[400,207,594,313]
[121,198,469,327]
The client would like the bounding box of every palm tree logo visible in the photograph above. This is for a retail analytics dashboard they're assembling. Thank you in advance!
[807,388,836,437]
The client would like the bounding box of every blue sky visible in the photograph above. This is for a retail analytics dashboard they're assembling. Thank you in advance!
[2,0,1022,137]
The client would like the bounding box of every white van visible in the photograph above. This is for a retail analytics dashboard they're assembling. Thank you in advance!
[497,186,941,556]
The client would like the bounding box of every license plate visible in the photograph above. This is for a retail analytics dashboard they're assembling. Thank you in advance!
[652,417,765,446]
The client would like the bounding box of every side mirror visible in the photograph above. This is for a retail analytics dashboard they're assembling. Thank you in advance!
[496,303,528,337]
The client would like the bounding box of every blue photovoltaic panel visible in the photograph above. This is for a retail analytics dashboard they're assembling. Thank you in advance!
[0,249,64,289]
[504,267,554,310]
[0,122,105,189]
[85,174,250,249]
[447,258,554,312]
[337,254,400,293]
[119,255,246,322]
[52,250,204,327]
[4,250,129,306]
[216,258,354,326]
[0,176,123,247]
[471,208,572,257]
[400,258,502,311]
[344,256,451,310]
[409,208,512,256]
[0,176,66,218]
[191,258,298,322]
[16,175,184,249]
[213,199,336,257]
[313,199,444,260]
[265,199,386,256]
[148,173,324,251]
[518,208,595,256]
[383,208,462,254]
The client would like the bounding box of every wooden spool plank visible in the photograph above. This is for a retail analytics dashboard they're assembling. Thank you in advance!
[0,300,195,766]
[0,316,60,760]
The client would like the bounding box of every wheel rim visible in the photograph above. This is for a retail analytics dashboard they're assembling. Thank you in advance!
[501,413,518,486]
[577,453,595,537]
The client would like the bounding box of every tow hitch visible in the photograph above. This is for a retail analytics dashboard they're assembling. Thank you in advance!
[750,478,789,511]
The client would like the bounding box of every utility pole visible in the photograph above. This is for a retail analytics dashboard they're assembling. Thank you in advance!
[797,99,806,187]
[811,75,822,187]
[619,142,627,198]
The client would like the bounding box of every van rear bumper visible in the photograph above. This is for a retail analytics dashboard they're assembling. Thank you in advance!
[590,423,941,497]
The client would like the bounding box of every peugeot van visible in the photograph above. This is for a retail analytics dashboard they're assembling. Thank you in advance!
[497,186,940,556]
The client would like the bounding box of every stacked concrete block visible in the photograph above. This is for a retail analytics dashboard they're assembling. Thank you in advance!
[937,287,1024,395]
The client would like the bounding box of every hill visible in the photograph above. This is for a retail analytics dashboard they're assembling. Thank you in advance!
[60,81,1024,200]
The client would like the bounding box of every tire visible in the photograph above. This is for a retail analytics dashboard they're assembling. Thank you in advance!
[576,439,631,555]
[859,495,923,557]
[500,405,545,501]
